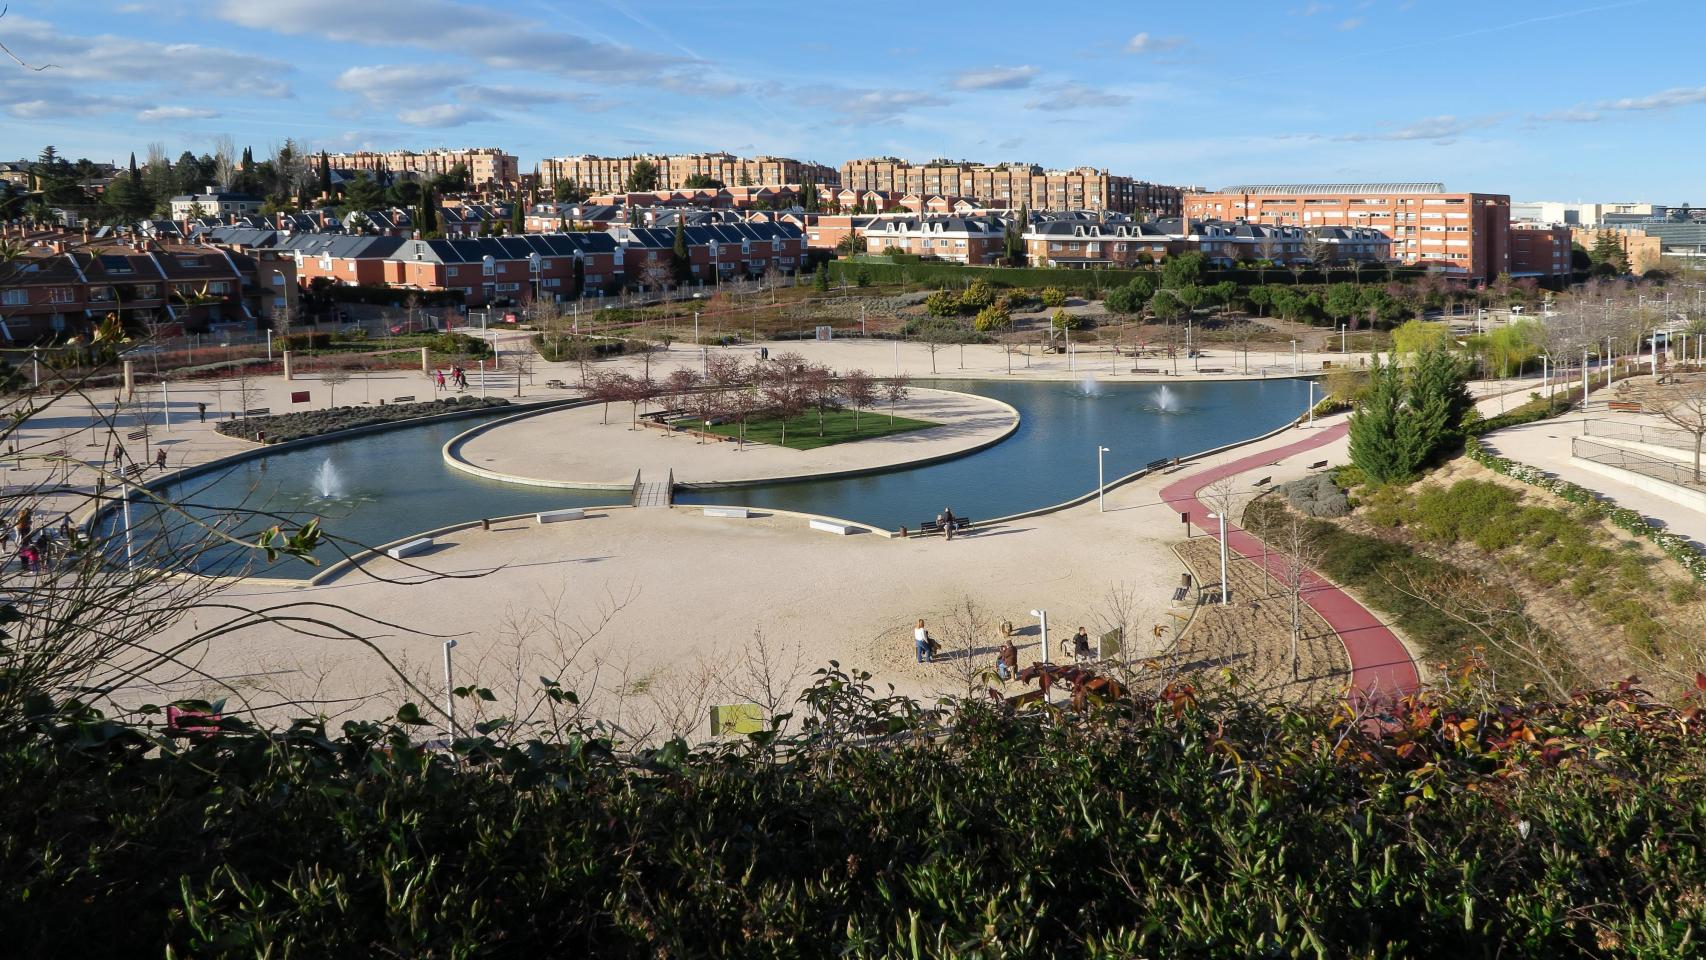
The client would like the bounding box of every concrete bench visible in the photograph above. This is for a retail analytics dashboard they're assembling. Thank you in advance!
[1252,476,1272,487]
[1198,368,1225,373]
[386,537,434,559]
[1309,459,1328,469]
[703,506,751,519]
[1132,367,1160,374]
[809,519,859,535]
[536,508,585,524]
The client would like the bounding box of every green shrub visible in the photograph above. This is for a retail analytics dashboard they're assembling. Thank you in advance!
[1039,286,1066,308]
[214,395,509,444]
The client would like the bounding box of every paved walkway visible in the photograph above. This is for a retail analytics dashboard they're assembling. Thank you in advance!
[1160,423,1422,702]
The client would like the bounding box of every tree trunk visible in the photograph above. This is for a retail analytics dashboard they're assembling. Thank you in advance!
[1696,433,1703,483]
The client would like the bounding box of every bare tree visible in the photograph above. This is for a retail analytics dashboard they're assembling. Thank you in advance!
[211,134,237,192]
[640,259,672,296]
[1263,509,1328,681]
[717,628,808,732]
[883,373,912,424]
[936,595,995,700]
[1651,379,1706,481]
[319,365,352,408]
[842,369,876,433]
[1300,229,1334,277]
[1384,563,1578,698]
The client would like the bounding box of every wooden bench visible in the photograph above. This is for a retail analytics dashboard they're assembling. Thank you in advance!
[640,419,677,434]
[918,517,972,535]
[243,407,270,416]
[1309,460,1328,469]
[1170,586,1191,603]
[392,395,416,404]
[386,536,434,559]
[536,508,585,524]
[545,379,568,389]
[1132,367,1160,374]
[126,428,148,442]
[1607,401,1644,413]
[123,463,146,480]
[703,506,751,519]
[1252,476,1272,488]
[809,518,860,535]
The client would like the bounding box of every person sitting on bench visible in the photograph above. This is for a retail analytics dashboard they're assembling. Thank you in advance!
[937,507,959,541]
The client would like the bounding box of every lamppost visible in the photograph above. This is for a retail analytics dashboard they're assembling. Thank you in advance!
[1206,511,1230,606]
[1306,379,1316,426]
[1290,339,1298,372]
[1540,354,1549,400]
[1030,608,1050,668]
[1338,323,1347,356]
[443,638,459,737]
[1097,445,1110,512]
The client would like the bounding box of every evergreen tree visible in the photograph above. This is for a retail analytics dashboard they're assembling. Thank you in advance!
[511,194,526,234]
[573,255,585,296]
[417,188,438,237]
[1408,345,1473,449]
[318,152,332,200]
[813,262,829,290]
[671,227,692,285]
[1347,354,1409,484]
[553,178,587,203]
[127,152,139,185]
[103,175,154,223]
[624,159,660,192]
[339,173,384,214]
[1589,232,1630,274]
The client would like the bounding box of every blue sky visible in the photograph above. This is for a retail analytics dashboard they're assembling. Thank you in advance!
[2,0,1703,200]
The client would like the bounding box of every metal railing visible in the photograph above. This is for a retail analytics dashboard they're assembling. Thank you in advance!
[1573,437,1706,487]
[1583,418,1699,453]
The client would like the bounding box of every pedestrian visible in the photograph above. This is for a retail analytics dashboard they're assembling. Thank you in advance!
[914,619,933,663]
[435,370,446,390]
[15,506,32,542]
[155,448,168,472]
[32,530,51,570]
[937,507,958,541]
[113,444,127,468]
[58,515,73,543]
[997,637,1018,682]
[1072,627,1092,662]
[197,401,207,423]
[18,542,38,574]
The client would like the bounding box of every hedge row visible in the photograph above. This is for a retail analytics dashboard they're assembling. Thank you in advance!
[828,259,1429,294]
[215,395,510,444]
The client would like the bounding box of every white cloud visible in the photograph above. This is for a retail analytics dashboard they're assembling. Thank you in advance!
[1125,32,1183,54]
[1026,83,1132,111]
[952,65,1039,91]
[1334,114,1497,142]
[335,64,448,104]
[790,84,948,123]
[1337,16,1364,30]
[0,15,293,97]
[457,85,616,111]
[1530,108,1602,123]
[211,0,683,82]
[1595,85,1706,112]
[396,103,494,128]
[136,105,221,122]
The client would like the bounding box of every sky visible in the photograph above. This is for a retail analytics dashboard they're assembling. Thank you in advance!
[1,0,1703,201]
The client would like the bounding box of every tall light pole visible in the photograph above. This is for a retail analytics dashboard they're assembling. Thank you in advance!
[1097,445,1110,512]
[1540,354,1549,400]
[1206,511,1230,606]
[1306,380,1316,426]
[1290,339,1298,372]
[443,638,459,737]
[1030,608,1050,667]
[1338,323,1346,356]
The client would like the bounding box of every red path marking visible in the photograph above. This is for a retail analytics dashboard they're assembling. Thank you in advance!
[1159,423,1421,701]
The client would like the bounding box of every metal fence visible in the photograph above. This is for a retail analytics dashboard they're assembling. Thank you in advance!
[1583,418,1698,453]
[1573,436,1705,487]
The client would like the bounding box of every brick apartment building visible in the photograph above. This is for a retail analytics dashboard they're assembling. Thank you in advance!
[0,228,296,342]
[583,185,804,210]
[861,216,1010,264]
[607,223,808,284]
[322,148,519,188]
[540,153,837,193]
[276,233,620,306]
[1568,226,1665,274]
[838,158,1183,217]
[1508,225,1574,279]
[1184,183,1516,281]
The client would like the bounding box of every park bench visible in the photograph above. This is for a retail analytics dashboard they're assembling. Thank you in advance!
[1252,476,1272,488]
[1198,368,1225,373]
[1132,367,1160,374]
[392,395,416,404]
[640,419,677,434]
[386,536,434,559]
[536,508,584,524]
[545,379,568,389]
[1607,401,1644,413]
[126,428,148,442]
[1171,573,1193,604]
[809,518,859,535]
[165,705,223,737]
[1145,457,1172,474]
[243,407,270,416]
[1309,460,1328,469]
[918,516,972,535]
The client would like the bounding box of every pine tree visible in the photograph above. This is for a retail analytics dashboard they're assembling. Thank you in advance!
[511,193,526,235]
[417,187,438,237]
[1347,354,1409,484]
[127,152,139,185]
[318,152,332,200]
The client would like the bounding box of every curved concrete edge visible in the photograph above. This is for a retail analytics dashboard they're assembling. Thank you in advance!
[309,504,634,585]
[1571,455,1706,513]
[441,387,1021,492]
[959,410,1314,535]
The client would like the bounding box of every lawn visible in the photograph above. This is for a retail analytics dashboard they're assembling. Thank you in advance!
[677,407,938,450]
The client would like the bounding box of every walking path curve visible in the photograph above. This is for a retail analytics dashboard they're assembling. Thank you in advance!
[1160,423,1421,702]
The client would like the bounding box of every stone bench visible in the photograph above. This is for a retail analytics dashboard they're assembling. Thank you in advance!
[703,506,751,519]
[809,518,859,535]
[386,537,434,559]
[1132,367,1160,374]
[536,508,585,524]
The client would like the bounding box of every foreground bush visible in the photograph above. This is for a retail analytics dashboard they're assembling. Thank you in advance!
[3,670,1704,957]
[216,395,510,443]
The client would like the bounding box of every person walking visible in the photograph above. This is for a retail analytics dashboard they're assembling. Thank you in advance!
[197,401,207,423]
[914,619,933,663]
[155,448,168,472]
[435,370,447,391]
[15,507,32,543]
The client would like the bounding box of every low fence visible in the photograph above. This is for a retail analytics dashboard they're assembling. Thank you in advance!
[1583,419,1697,453]
[1572,437,1704,488]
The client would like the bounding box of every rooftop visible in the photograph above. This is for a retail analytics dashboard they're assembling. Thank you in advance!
[1216,183,1446,196]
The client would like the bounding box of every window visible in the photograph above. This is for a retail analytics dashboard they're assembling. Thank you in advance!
[347,263,357,274]
[48,287,75,304]
[496,282,520,292]
[543,278,562,288]
[271,274,285,285]
[1,289,27,306]
[207,281,230,294]
[180,257,204,267]
[135,284,157,299]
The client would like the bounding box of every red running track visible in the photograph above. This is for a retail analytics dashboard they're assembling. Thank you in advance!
[1159,422,1421,701]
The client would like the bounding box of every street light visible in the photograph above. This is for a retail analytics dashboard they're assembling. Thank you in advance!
[1306,379,1316,426]
[1205,511,1230,606]
[1029,608,1050,670]
[443,639,459,737]
[1338,323,1346,356]
[1540,354,1549,400]
[1290,339,1298,372]
[1097,445,1110,512]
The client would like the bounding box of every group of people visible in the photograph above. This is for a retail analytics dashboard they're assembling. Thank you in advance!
[434,366,471,391]
[3,508,75,574]
[911,620,1096,679]
[110,445,170,473]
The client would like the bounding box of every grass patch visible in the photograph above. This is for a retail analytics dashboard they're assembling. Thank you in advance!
[678,407,937,451]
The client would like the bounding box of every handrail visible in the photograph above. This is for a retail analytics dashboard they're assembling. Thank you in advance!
[629,468,643,507]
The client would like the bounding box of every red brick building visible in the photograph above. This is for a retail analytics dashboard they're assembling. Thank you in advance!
[1184,183,1512,281]
[1507,225,1573,279]
[861,216,1009,264]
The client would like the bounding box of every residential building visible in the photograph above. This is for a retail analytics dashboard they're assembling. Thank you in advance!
[1185,183,1511,281]
[1508,225,1574,279]
[838,158,1183,217]
[525,203,626,232]
[0,228,293,341]
[862,216,1011,264]
[1023,219,1390,268]
[608,223,809,283]
[322,148,519,188]
[169,187,263,220]
[540,153,837,193]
